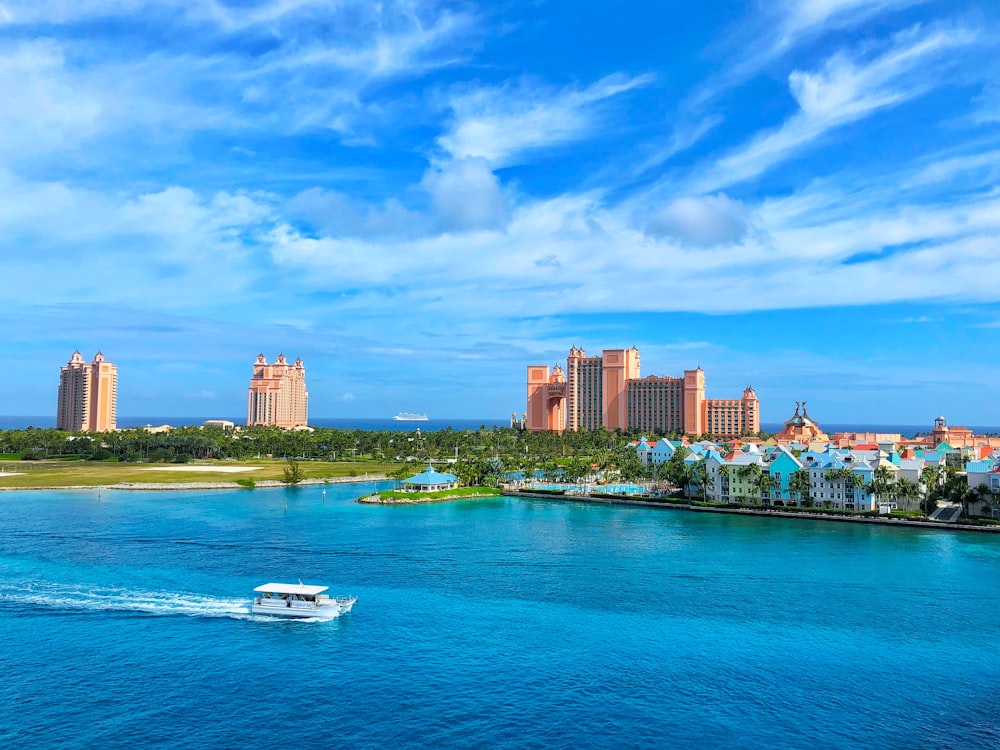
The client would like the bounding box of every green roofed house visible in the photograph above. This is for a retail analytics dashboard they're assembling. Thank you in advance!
[403,466,459,492]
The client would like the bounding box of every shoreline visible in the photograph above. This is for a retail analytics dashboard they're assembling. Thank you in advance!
[0,475,388,492]
[357,491,500,505]
[509,490,1000,534]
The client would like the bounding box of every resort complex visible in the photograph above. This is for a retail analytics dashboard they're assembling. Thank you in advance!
[56,351,118,432]
[628,408,1000,518]
[247,353,309,428]
[526,347,759,438]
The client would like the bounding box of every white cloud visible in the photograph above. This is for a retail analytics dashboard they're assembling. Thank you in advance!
[438,73,653,166]
[644,194,751,247]
[0,172,276,306]
[285,188,423,239]
[0,41,103,156]
[421,158,510,232]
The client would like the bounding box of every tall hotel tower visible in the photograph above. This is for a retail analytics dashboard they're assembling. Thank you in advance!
[527,346,758,439]
[247,354,309,428]
[56,351,118,432]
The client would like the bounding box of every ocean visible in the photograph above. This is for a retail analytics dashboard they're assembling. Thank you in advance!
[1,485,998,748]
[0,416,509,432]
[3,416,999,436]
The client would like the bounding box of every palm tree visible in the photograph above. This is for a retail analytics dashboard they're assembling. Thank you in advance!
[866,466,898,509]
[685,460,709,501]
[788,469,812,506]
[920,465,942,513]
[895,478,920,513]
[736,463,768,506]
[969,484,996,518]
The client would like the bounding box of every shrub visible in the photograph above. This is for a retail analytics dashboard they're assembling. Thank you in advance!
[236,478,256,489]
[283,458,304,485]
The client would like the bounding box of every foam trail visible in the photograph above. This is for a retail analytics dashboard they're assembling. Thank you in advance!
[0,582,286,620]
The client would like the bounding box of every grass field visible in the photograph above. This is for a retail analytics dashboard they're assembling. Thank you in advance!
[0,459,402,489]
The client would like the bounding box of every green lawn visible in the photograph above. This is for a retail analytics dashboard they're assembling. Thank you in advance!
[0,459,402,489]
[359,486,503,503]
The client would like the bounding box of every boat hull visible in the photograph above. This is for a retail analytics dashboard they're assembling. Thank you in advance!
[251,602,342,618]
[251,595,357,619]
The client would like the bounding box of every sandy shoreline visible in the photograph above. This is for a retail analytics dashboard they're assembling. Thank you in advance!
[0,475,388,492]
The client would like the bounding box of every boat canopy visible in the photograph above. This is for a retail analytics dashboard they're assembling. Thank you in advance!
[254,583,329,596]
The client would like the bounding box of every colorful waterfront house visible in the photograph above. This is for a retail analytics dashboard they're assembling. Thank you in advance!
[803,453,878,511]
[989,470,1000,494]
[703,449,726,501]
[921,450,946,469]
[682,451,707,497]
[985,471,1000,519]
[633,438,655,467]
[765,445,804,505]
[897,457,926,484]
[403,466,459,492]
[714,450,764,503]
[650,439,679,465]
[965,457,998,489]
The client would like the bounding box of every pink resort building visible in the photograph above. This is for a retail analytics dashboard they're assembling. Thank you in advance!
[527,347,759,439]
[56,350,118,432]
[247,353,309,428]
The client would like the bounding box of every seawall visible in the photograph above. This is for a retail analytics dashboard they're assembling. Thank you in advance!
[506,490,1000,534]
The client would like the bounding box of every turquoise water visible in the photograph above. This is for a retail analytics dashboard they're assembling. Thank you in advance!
[600,483,647,495]
[2,485,998,748]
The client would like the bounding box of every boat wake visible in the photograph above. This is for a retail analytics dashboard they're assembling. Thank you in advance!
[0,582,264,620]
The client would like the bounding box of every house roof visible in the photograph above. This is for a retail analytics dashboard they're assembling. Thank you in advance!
[404,466,459,485]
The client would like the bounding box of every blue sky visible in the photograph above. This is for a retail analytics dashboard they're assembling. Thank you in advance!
[3,0,1000,425]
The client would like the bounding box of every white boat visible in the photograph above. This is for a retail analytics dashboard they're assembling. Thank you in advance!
[251,582,357,619]
[393,412,429,421]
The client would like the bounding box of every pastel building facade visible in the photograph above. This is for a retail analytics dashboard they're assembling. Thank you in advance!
[247,354,308,428]
[698,444,881,511]
[527,346,759,439]
[56,351,118,432]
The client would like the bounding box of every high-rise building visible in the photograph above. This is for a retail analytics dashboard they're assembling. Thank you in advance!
[527,347,759,439]
[526,365,567,433]
[565,347,640,431]
[56,350,118,432]
[247,353,308,428]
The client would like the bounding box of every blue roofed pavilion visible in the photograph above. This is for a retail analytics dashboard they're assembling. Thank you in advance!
[403,465,459,491]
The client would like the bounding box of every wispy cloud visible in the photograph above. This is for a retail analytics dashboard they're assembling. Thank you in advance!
[647,0,930,173]
[689,23,976,193]
[438,73,653,166]
[773,0,927,53]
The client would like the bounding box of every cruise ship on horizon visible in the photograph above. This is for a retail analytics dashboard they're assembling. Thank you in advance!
[393,412,429,421]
